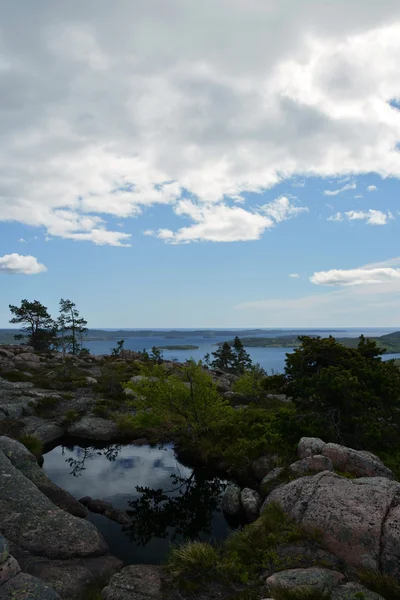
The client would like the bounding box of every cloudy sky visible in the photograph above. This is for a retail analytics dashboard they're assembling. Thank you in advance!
[1,0,399,327]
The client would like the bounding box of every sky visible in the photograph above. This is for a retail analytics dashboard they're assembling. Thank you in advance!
[0,0,400,328]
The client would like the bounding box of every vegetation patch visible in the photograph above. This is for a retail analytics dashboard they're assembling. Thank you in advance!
[29,395,60,417]
[358,570,400,600]
[269,588,331,600]
[17,433,43,457]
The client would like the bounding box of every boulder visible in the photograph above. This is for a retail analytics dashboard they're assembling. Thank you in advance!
[0,554,21,586]
[68,416,119,441]
[241,488,261,522]
[0,436,87,518]
[264,471,400,576]
[0,449,108,559]
[101,565,162,600]
[221,485,242,516]
[14,353,41,364]
[0,572,61,599]
[0,349,14,359]
[260,467,286,497]
[86,376,98,385]
[266,567,345,594]
[252,456,275,481]
[297,437,393,479]
[81,497,132,525]
[20,417,64,444]
[290,455,334,476]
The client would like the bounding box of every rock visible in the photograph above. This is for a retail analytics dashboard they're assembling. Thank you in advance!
[86,376,98,385]
[101,565,162,600]
[0,349,14,359]
[0,449,108,559]
[222,485,242,516]
[264,471,400,575]
[266,567,345,594]
[20,417,64,444]
[84,498,132,525]
[68,416,119,441]
[252,456,275,481]
[0,436,87,517]
[298,437,326,458]
[123,388,136,397]
[0,555,21,585]
[260,467,286,497]
[0,535,9,563]
[262,541,344,578]
[14,352,41,363]
[0,572,61,599]
[240,488,261,522]
[332,582,385,599]
[22,555,123,600]
[290,455,334,476]
[297,437,394,479]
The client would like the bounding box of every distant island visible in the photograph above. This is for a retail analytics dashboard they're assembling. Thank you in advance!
[155,345,200,351]
[215,331,400,354]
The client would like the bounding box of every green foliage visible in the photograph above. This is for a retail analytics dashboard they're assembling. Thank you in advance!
[18,434,43,457]
[285,335,400,450]
[0,370,33,383]
[114,413,140,435]
[150,346,163,364]
[124,361,233,439]
[358,570,400,600]
[9,299,57,352]
[111,339,125,355]
[233,369,265,401]
[270,588,331,600]
[210,337,253,374]
[96,360,135,399]
[168,541,219,580]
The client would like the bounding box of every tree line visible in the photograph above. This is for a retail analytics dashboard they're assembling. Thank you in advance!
[9,299,87,355]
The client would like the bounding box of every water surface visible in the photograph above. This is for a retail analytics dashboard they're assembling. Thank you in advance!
[43,442,232,565]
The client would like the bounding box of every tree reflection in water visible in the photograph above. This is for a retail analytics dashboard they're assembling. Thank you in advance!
[124,470,226,546]
[61,443,122,477]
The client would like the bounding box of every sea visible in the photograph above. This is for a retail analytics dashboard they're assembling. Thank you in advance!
[85,328,399,374]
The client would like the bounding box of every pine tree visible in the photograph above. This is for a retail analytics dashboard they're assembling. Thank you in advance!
[9,299,57,352]
[232,336,252,373]
[210,341,237,372]
[58,299,88,356]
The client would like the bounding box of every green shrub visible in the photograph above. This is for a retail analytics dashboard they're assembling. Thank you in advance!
[114,413,141,435]
[0,370,33,383]
[18,434,43,457]
[62,409,80,425]
[30,395,60,417]
[358,570,400,600]
[167,541,219,581]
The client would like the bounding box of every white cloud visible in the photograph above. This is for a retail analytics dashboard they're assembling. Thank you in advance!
[259,196,309,223]
[0,254,47,275]
[367,185,378,191]
[289,273,300,278]
[1,3,400,244]
[345,209,393,225]
[310,267,400,286]
[18,238,26,243]
[328,209,393,225]
[323,183,356,196]
[354,194,363,199]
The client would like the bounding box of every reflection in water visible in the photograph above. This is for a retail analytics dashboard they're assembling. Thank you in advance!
[125,471,226,545]
[43,442,232,564]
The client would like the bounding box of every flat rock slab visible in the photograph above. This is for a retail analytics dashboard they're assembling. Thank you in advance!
[21,417,64,445]
[265,471,400,574]
[68,416,119,441]
[102,565,162,600]
[332,582,385,599]
[0,450,108,559]
[0,436,87,518]
[0,572,61,599]
[266,567,345,594]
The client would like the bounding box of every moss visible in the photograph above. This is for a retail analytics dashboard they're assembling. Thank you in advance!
[17,434,43,458]
[335,470,358,479]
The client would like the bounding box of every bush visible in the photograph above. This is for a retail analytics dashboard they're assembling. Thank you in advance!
[167,541,219,581]
[30,395,60,417]
[62,409,80,425]
[18,434,43,457]
[358,570,400,600]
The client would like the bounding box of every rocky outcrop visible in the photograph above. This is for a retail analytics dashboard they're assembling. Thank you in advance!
[298,437,394,479]
[260,467,286,497]
[101,565,162,600]
[221,484,242,516]
[0,436,87,517]
[80,497,132,525]
[290,454,334,476]
[68,416,119,441]
[266,567,384,599]
[263,471,400,577]
[0,449,108,559]
[240,488,261,522]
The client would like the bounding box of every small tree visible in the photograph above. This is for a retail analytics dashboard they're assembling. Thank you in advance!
[112,339,125,356]
[9,299,57,352]
[58,299,88,356]
[210,342,237,372]
[232,336,252,373]
[150,346,163,365]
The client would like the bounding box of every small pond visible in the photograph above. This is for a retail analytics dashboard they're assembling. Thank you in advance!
[43,441,234,565]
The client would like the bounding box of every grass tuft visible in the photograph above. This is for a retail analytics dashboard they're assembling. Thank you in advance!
[358,570,400,600]
[17,434,43,458]
[167,541,219,581]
